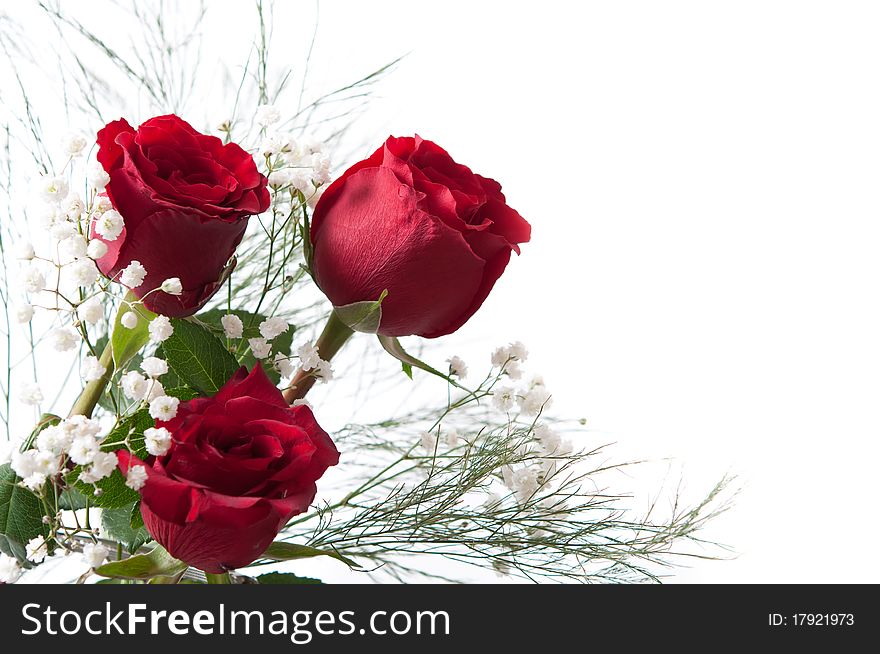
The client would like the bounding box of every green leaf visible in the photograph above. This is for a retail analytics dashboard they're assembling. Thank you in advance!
[101,503,151,554]
[0,463,50,561]
[95,544,187,580]
[162,318,240,395]
[197,308,295,384]
[71,469,139,508]
[257,572,322,584]
[378,335,477,398]
[111,292,155,370]
[334,289,388,334]
[401,361,413,379]
[262,541,361,569]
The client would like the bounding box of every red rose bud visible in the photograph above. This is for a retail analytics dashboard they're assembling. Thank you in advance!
[311,135,531,338]
[91,115,270,317]
[117,366,339,573]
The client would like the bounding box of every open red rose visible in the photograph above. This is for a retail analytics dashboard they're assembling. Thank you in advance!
[310,135,531,338]
[117,366,339,573]
[91,114,270,317]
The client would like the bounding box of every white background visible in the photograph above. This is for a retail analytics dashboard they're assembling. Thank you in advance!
[6,0,880,583]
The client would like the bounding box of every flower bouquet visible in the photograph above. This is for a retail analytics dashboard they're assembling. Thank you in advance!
[0,1,731,585]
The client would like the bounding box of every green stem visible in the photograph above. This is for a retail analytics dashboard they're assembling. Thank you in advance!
[205,572,232,584]
[282,310,354,404]
[68,340,114,418]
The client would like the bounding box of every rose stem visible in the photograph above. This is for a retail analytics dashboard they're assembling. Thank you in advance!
[204,572,232,584]
[68,340,115,418]
[282,309,354,404]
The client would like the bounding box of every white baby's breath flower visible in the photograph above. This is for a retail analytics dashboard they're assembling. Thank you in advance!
[314,359,333,383]
[509,341,529,362]
[446,355,468,379]
[221,314,243,339]
[520,384,552,416]
[78,298,103,324]
[38,175,69,204]
[420,431,438,451]
[93,195,113,213]
[504,359,523,380]
[306,184,325,209]
[50,221,77,242]
[26,537,48,563]
[87,163,111,191]
[19,382,43,406]
[21,265,46,294]
[121,370,149,401]
[65,258,100,287]
[267,170,291,187]
[0,554,22,584]
[11,449,38,479]
[62,133,88,157]
[120,311,138,329]
[65,415,102,440]
[68,435,99,465]
[16,304,35,324]
[63,193,85,219]
[310,152,332,185]
[149,395,179,421]
[94,210,124,241]
[292,398,312,409]
[301,137,324,155]
[258,316,289,340]
[261,135,284,155]
[81,355,106,382]
[255,104,281,127]
[445,427,461,448]
[15,241,35,260]
[534,424,560,453]
[148,316,173,343]
[145,380,165,402]
[296,342,321,371]
[119,260,147,288]
[141,357,168,378]
[144,427,172,457]
[86,239,108,260]
[160,278,183,295]
[36,425,71,456]
[79,451,117,483]
[50,327,80,352]
[249,337,271,359]
[273,353,295,378]
[82,542,109,569]
[491,345,511,367]
[124,465,148,491]
[492,386,516,413]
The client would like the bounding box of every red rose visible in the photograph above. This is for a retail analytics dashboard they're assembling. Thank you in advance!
[310,135,531,338]
[91,114,270,317]
[117,366,339,573]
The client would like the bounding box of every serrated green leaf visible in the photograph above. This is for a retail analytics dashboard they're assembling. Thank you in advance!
[197,308,295,384]
[162,319,239,394]
[101,503,151,554]
[130,501,145,530]
[0,463,50,560]
[95,544,187,580]
[257,572,322,584]
[262,541,360,569]
[71,469,139,508]
[111,292,155,370]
